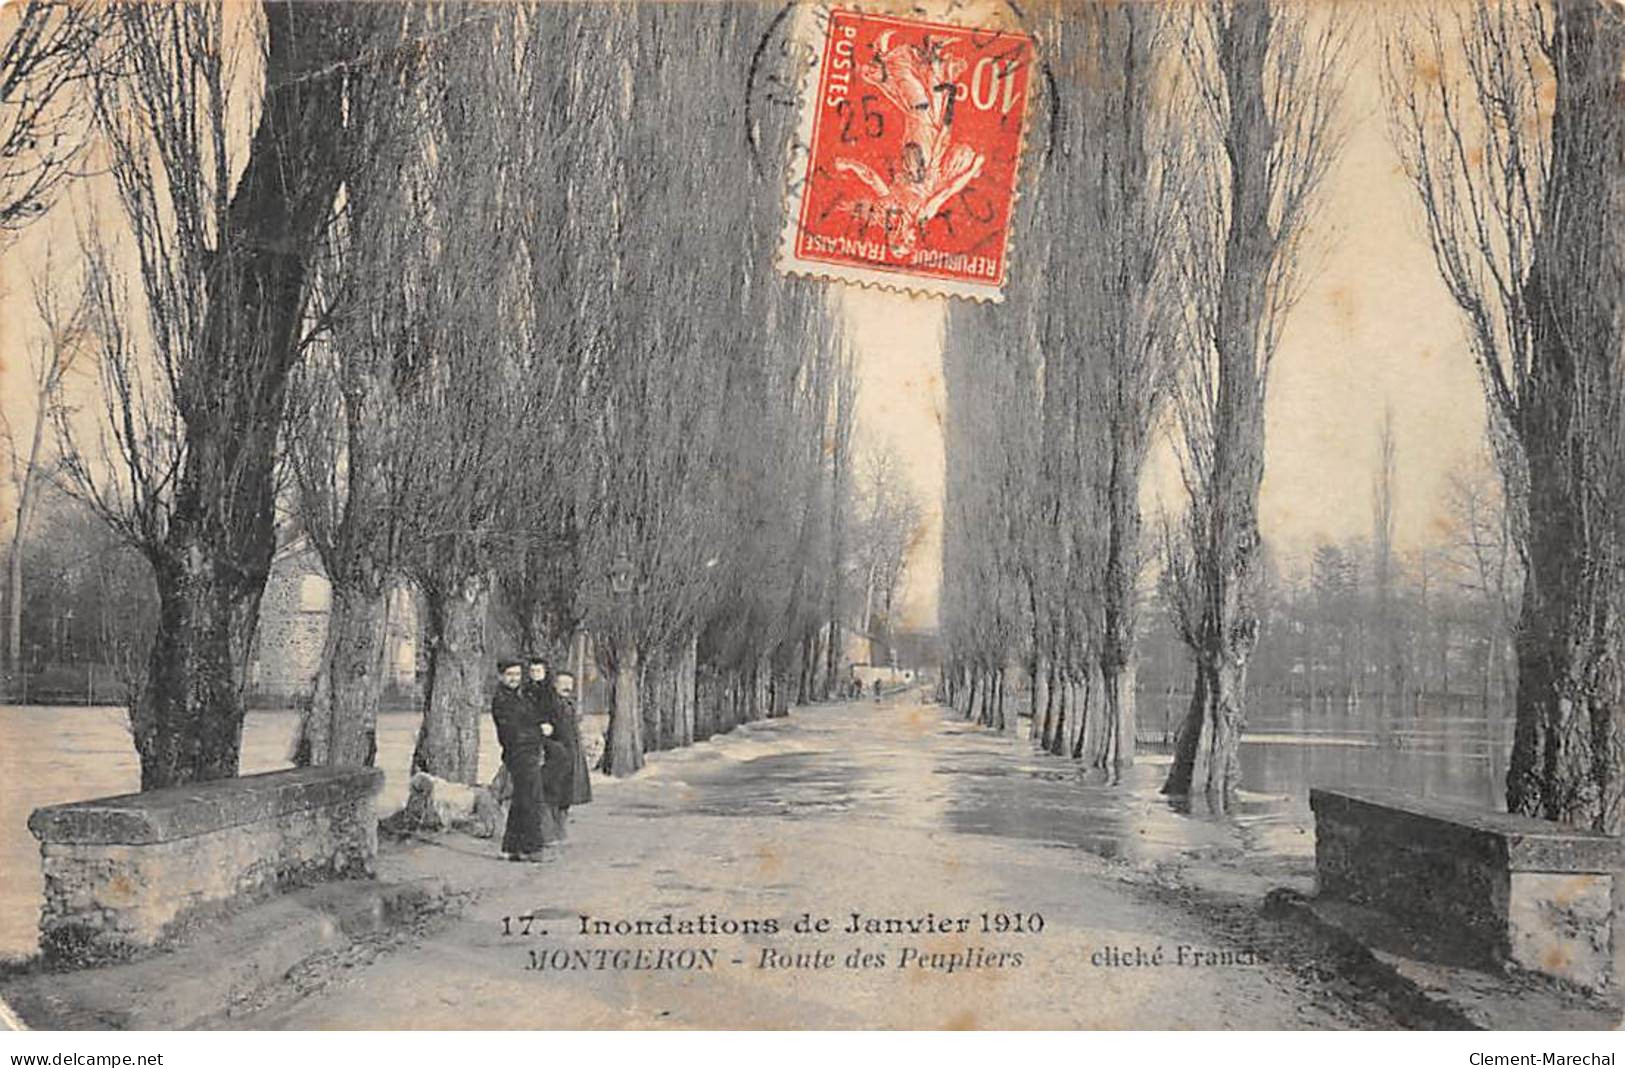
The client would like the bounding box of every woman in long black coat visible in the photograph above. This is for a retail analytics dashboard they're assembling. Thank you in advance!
[544,672,593,827]
[519,659,568,838]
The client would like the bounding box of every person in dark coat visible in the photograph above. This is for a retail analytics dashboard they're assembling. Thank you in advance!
[523,656,557,721]
[548,671,593,826]
[523,656,571,839]
[491,658,547,860]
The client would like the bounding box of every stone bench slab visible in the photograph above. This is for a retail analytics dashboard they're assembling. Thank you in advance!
[29,767,384,846]
[1310,785,1624,994]
[1310,787,1625,873]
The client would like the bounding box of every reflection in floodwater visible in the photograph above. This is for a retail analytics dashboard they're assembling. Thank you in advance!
[1238,700,1511,813]
[0,693,1511,961]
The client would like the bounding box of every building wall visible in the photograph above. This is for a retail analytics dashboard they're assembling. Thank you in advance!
[249,542,419,703]
[249,546,327,701]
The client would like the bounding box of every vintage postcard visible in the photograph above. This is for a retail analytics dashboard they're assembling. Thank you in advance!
[0,0,1623,1044]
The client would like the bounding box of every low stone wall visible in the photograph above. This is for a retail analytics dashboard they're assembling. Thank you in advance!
[29,766,383,963]
[1311,786,1625,993]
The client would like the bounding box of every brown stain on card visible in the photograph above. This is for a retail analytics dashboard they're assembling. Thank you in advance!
[753,842,783,880]
[1327,283,1360,335]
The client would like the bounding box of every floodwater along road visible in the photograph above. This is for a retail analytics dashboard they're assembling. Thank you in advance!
[236,689,1386,1029]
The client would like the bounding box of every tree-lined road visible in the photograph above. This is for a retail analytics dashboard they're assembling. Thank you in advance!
[241,690,1381,1030]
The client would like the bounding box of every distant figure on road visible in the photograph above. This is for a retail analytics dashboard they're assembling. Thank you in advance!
[491,658,548,862]
[872,678,883,701]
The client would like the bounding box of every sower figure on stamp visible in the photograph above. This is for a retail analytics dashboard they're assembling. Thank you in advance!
[545,670,592,837]
[491,658,549,861]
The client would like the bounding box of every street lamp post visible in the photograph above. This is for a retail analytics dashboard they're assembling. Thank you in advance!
[605,551,640,777]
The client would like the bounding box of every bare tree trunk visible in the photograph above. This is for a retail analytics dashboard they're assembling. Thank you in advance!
[1044,661,1061,748]
[5,398,48,697]
[1100,460,1140,775]
[1165,651,1247,803]
[824,354,856,700]
[809,628,825,700]
[860,558,877,641]
[678,635,697,742]
[1502,5,1625,834]
[664,655,679,744]
[1101,651,1137,782]
[1163,0,1289,808]
[1099,463,1139,776]
[5,518,28,697]
[1030,652,1050,745]
[573,632,588,712]
[1508,440,1625,828]
[754,653,772,721]
[130,554,257,789]
[413,574,488,783]
[292,585,387,767]
[604,642,644,777]
[1077,661,1108,766]
[1064,673,1086,760]
[1044,670,1067,755]
[795,634,811,704]
[121,2,354,789]
[638,652,662,751]
[695,670,713,741]
[652,651,675,750]
[726,671,744,732]
[4,532,19,696]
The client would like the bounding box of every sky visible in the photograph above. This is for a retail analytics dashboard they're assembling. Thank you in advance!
[841,10,1492,632]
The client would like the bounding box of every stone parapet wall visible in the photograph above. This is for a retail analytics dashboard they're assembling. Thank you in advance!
[1311,786,1624,993]
[29,767,382,963]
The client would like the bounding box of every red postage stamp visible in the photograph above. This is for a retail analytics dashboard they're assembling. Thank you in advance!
[778,8,1035,302]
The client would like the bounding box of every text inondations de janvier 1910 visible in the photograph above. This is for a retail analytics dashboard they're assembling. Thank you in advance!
[495,909,1263,975]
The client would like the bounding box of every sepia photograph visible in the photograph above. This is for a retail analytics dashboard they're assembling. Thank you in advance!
[0,0,1623,1043]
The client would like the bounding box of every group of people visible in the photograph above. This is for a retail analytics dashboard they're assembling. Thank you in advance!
[845,676,886,701]
[490,656,593,862]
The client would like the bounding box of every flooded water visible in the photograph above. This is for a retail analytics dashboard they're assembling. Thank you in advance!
[1239,700,1512,812]
[606,694,1514,879]
[0,694,1513,961]
[0,705,499,962]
